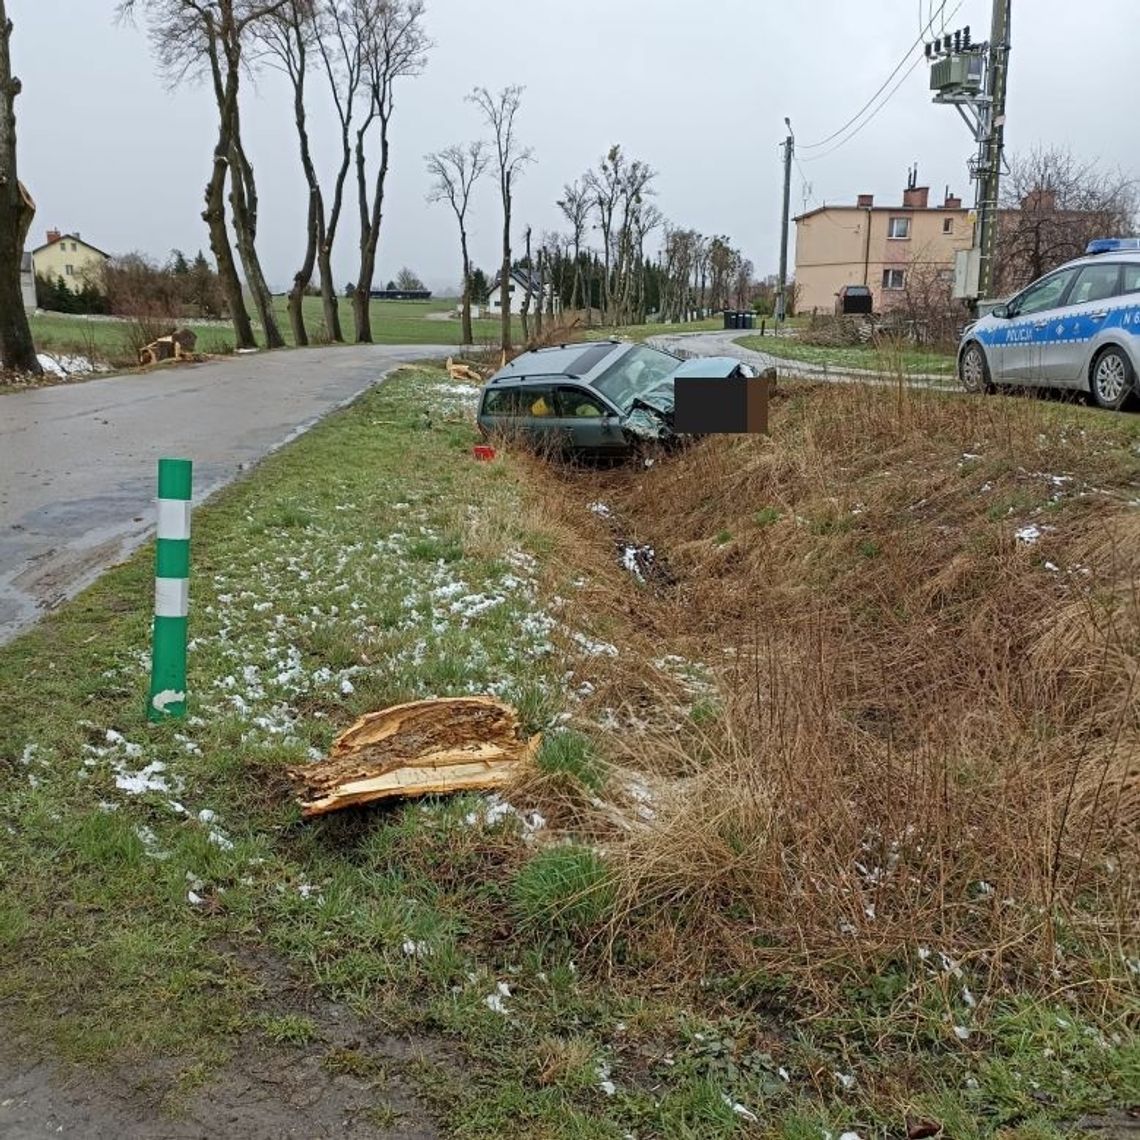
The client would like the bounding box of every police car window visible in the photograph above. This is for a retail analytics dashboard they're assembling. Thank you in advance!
[482,389,522,416]
[1012,269,1077,317]
[1069,264,1121,305]
[1122,264,1140,295]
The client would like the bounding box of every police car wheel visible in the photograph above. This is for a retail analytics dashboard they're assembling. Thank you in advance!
[1089,347,1135,411]
[959,343,992,394]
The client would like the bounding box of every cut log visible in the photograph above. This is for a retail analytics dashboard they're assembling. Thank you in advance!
[289,696,540,818]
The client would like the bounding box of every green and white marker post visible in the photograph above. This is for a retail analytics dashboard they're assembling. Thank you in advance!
[147,457,192,722]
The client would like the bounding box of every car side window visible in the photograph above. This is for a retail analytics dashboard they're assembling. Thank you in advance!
[1010,268,1078,317]
[1122,264,1140,295]
[523,386,556,417]
[555,387,607,418]
[1069,263,1121,305]
[482,388,521,416]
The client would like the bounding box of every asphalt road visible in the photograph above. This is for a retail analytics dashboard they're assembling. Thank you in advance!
[0,345,450,644]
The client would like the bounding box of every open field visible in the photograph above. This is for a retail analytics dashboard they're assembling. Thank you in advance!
[27,297,525,368]
[736,333,958,377]
[1,370,1137,1137]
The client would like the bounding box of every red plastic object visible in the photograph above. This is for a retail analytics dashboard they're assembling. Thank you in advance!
[473,444,496,461]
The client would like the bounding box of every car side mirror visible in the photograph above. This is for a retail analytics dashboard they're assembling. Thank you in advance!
[990,304,1009,319]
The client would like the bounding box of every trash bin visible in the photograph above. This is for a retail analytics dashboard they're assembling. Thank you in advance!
[742,312,755,330]
[723,309,733,330]
[731,311,742,330]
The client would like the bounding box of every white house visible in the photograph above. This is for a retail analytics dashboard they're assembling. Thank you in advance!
[20,252,36,311]
[488,270,560,317]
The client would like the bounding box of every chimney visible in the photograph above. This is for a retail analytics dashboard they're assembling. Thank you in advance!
[944,191,962,209]
[46,228,61,245]
[902,185,930,209]
[1022,187,1056,212]
[856,193,874,208]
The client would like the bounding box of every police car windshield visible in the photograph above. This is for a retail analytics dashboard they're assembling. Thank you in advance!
[592,346,678,412]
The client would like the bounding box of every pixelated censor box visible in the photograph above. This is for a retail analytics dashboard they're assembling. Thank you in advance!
[673,358,774,435]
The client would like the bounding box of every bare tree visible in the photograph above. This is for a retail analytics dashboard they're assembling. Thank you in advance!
[258,0,322,345]
[557,179,590,314]
[120,0,289,350]
[996,146,1139,294]
[519,223,534,342]
[426,140,488,345]
[468,84,532,352]
[0,0,38,374]
[351,0,428,343]
[309,0,371,341]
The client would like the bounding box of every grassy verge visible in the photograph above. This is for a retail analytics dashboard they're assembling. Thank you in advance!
[1,370,1137,1137]
[736,334,957,376]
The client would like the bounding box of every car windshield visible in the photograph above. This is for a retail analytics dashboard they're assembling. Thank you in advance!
[591,346,679,412]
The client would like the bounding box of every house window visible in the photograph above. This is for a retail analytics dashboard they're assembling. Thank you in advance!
[882,268,906,291]
[942,218,954,234]
[65,264,75,276]
[887,217,911,239]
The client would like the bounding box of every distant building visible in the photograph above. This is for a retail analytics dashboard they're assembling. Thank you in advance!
[488,270,560,317]
[369,287,433,301]
[31,229,111,292]
[794,177,972,313]
[20,252,36,311]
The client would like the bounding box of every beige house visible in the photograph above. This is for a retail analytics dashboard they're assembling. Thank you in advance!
[31,229,111,292]
[794,181,973,313]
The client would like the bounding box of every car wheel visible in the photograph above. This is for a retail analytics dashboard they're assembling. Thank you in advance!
[1089,346,1136,411]
[959,342,993,394]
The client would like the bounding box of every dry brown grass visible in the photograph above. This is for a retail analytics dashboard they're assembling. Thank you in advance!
[511,381,1140,1000]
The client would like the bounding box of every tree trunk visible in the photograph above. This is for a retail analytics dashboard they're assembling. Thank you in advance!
[228,128,286,349]
[287,192,319,346]
[286,30,323,348]
[459,227,473,345]
[499,173,512,353]
[353,113,390,345]
[534,247,544,338]
[202,35,255,350]
[0,2,39,374]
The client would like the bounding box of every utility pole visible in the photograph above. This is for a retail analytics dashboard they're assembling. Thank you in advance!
[776,117,794,330]
[977,0,1011,301]
[927,0,1011,311]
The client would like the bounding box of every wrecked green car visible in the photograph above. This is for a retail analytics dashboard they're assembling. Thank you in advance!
[476,340,752,458]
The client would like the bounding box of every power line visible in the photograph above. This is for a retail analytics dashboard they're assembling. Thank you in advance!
[800,0,963,163]
[799,0,949,151]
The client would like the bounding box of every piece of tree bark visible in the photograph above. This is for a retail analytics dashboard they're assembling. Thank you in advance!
[289,696,540,817]
[0,1,40,374]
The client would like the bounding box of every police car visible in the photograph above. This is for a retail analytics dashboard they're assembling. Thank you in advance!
[958,238,1140,410]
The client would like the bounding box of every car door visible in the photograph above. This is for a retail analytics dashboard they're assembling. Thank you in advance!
[1050,262,1123,386]
[553,386,627,455]
[999,268,1078,385]
[517,384,559,451]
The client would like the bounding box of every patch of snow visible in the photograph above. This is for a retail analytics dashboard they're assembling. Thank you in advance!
[114,760,171,796]
[484,981,511,1013]
[721,1096,758,1123]
[36,352,105,377]
[596,1063,616,1096]
[953,1025,971,1041]
[402,939,431,958]
[834,1072,856,1091]
[1015,525,1042,545]
[588,502,612,518]
[570,631,619,658]
[464,795,546,836]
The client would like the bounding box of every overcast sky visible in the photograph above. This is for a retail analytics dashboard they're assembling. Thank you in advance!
[12,1,1136,293]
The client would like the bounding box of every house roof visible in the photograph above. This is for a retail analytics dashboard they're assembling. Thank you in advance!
[30,233,112,258]
[794,203,970,223]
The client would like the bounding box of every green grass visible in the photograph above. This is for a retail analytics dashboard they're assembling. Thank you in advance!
[736,333,957,376]
[0,367,1134,1137]
[28,296,527,369]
